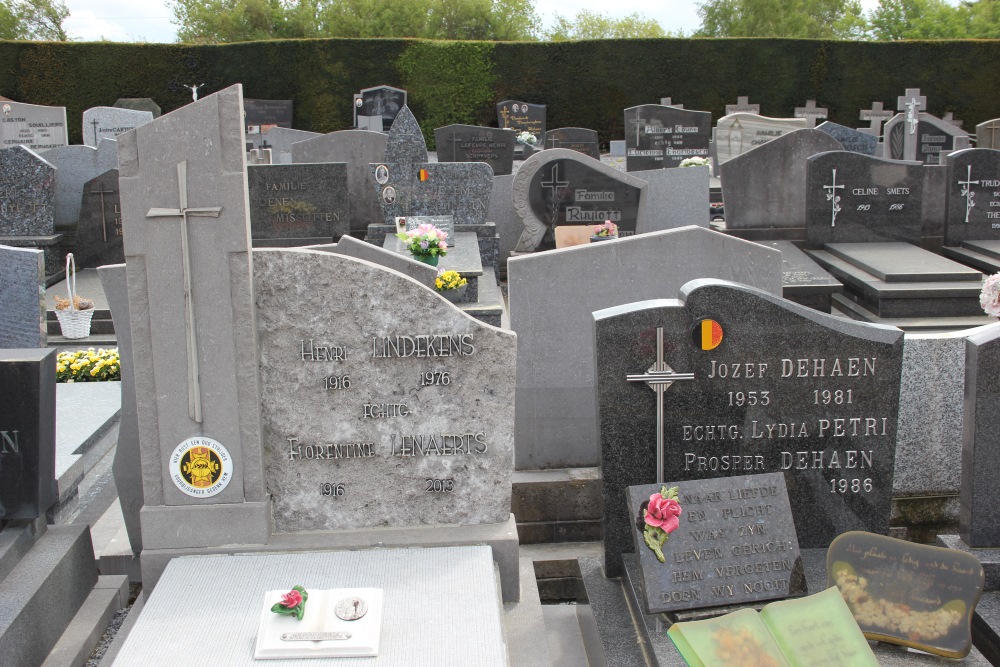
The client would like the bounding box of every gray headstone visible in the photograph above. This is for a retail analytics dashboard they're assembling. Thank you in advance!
[114,98,161,118]
[247,163,349,244]
[976,119,1000,150]
[816,121,877,155]
[486,173,518,275]
[885,112,970,165]
[371,107,492,227]
[98,263,142,552]
[74,169,123,269]
[0,100,67,152]
[625,105,711,171]
[631,166,710,231]
[255,249,515,531]
[512,148,646,252]
[434,125,515,176]
[660,97,683,109]
[0,348,57,520]
[0,245,45,348]
[859,101,893,137]
[508,226,782,469]
[291,130,387,236]
[243,99,293,132]
[497,100,546,144]
[247,127,321,164]
[625,474,804,613]
[309,234,437,289]
[805,151,924,248]
[715,113,808,166]
[0,146,55,236]
[793,99,828,128]
[596,280,905,575]
[118,84,267,544]
[353,85,407,133]
[719,129,843,229]
[946,148,1000,245]
[42,139,118,234]
[960,324,1000,547]
[82,107,153,147]
[544,127,601,161]
[725,96,760,115]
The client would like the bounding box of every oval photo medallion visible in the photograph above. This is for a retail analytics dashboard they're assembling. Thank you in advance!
[169,436,232,497]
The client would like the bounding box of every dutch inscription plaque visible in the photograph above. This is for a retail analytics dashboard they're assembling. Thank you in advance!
[625,105,711,171]
[496,100,546,144]
[945,148,1000,245]
[247,163,350,243]
[433,124,515,176]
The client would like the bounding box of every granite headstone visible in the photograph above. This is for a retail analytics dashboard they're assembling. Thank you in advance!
[74,168,123,268]
[0,245,45,348]
[945,149,1000,246]
[794,100,828,128]
[353,86,406,133]
[496,100,546,144]
[247,163,349,244]
[114,98,161,118]
[243,99,293,133]
[42,139,119,234]
[960,324,1000,548]
[816,121,877,156]
[511,148,645,252]
[247,127,321,164]
[725,96,760,115]
[885,112,970,165]
[596,280,905,575]
[0,348,56,520]
[624,105,711,171]
[715,113,808,166]
[976,119,1000,150]
[434,125,515,175]
[859,101,894,137]
[82,107,153,147]
[0,100,67,152]
[0,146,56,236]
[544,127,601,160]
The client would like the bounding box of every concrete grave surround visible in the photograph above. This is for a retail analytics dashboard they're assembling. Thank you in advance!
[247,126,321,164]
[74,168,123,269]
[0,100,67,152]
[631,166,710,231]
[81,107,153,148]
[961,323,1000,547]
[0,245,45,348]
[720,129,842,230]
[433,124,515,176]
[0,146,56,237]
[117,84,267,544]
[371,107,493,227]
[114,98,161,118]
[714,113,807,166]
[290,130,387,236]
[42,139,118,234]
[816,121,878,155]
[596,281,905,575]
[512,148,647,253]
[247,162,349,243]
[508,225,782,469]
[255,249,515,531]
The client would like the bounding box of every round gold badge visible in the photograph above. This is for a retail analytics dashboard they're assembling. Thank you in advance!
[169,436,232,497]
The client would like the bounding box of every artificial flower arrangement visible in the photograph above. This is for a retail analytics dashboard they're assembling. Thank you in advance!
[981,272,1000,317]
[516,130,537,146]
[593,220,619,238]
[435,270,467,292]
[396,223,448,259]
[678,156,711,168]
[271,585,308,621]
[638,486,682,563]
[57,348,121,383]
[53,294,95,312]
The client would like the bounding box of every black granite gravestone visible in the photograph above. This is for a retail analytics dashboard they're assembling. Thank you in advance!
[805,151,923,248]
[496,100,546,144]
[433,124,515,175]
[354,86,407,133]
[243,99,293,133]
[247,163,349,245]
[75,168,123,269]
[596,280,904,576]
[960,325,1000,548]
[624,105,711,171]
[544,127,600,160]
[0,348,56,521]
[945,149,1000,246]
[626,473,805,614]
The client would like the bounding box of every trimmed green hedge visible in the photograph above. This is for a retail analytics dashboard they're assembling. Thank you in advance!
[0,37,997,148]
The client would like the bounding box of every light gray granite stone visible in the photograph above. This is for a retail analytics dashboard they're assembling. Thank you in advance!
[42,139,118,233]
[507,225,782,469]
[0,245,45,348]
[98,263,142,553]
[487,173,518,275]
[632,165,710,231]
[114,98,161,118]
[248,126,321,164]
[0,100,67,152]
[0,146,56,236]
[714,113,807,165]
[111,547,507,667]
[254,249,515,531]
[82,107,153,147]
[118,86,267,532]
[306,234,437,289]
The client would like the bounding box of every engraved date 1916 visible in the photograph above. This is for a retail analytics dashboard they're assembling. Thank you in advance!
[321,483,345,497]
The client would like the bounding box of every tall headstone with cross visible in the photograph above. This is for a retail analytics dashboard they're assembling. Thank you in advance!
[944,148,1000,246]
[595,279,905,575]
[858,101,893,137]
[74,169,123,269]
[117,83,269,553]
[976,119,1000,150]
[794,99,828,128]
[884,105,970,165]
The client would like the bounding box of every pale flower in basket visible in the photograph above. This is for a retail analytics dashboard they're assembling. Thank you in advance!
[54,253,96,339]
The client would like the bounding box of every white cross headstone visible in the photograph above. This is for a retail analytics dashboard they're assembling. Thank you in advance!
[859,101,893,137]
[725,95,760,115]
[659,97,684,109]
[794,99,828,128]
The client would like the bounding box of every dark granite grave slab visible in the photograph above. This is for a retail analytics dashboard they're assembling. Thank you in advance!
[597,280,904,577]
[544,127,600,161]
[247,163,349,242]
[972,591,1000,664]
[354,86,406,133]
[805,152,924,248]
[74,169,123,269]
[0,348,57,520]
[825,243,981,283]
[626,474,805,614]
[757,240,842,312]
[497,100,545,145]
[942,240,1000,275]
[960,325,1000,548]
[433,124,514,175]
[831,293,996,332]
[946,149,1000,246]
[0,146,55,237]
[624,105,711,171]
[816,121,877,155]
[243,99,292,131]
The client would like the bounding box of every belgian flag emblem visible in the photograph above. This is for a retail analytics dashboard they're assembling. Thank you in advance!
[418,168,430,181]
[693,319,723,351]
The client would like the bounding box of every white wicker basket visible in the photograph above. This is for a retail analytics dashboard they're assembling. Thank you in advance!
[55,254,94,339]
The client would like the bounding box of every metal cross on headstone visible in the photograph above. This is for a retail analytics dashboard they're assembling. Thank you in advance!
[859,101,893,136]
[627,327,695,484]
[794,100,828,128]
[540,163,569,201]
[90,118,101,145]
[897,88,926,135]
[145,160,223,424]
[90,182,115,242]
[824,169,844,227]
[959,165,979,223]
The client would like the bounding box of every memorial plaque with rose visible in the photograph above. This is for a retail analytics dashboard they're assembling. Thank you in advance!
[827,531,984,659]
[626,473,805,614]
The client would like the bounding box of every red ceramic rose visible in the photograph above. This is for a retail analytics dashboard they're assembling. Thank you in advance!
[280,589,303,608]
[644,493,682,534]
[270,585,308,620]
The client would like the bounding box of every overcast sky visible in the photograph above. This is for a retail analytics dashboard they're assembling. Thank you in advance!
[61,0,909,43]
